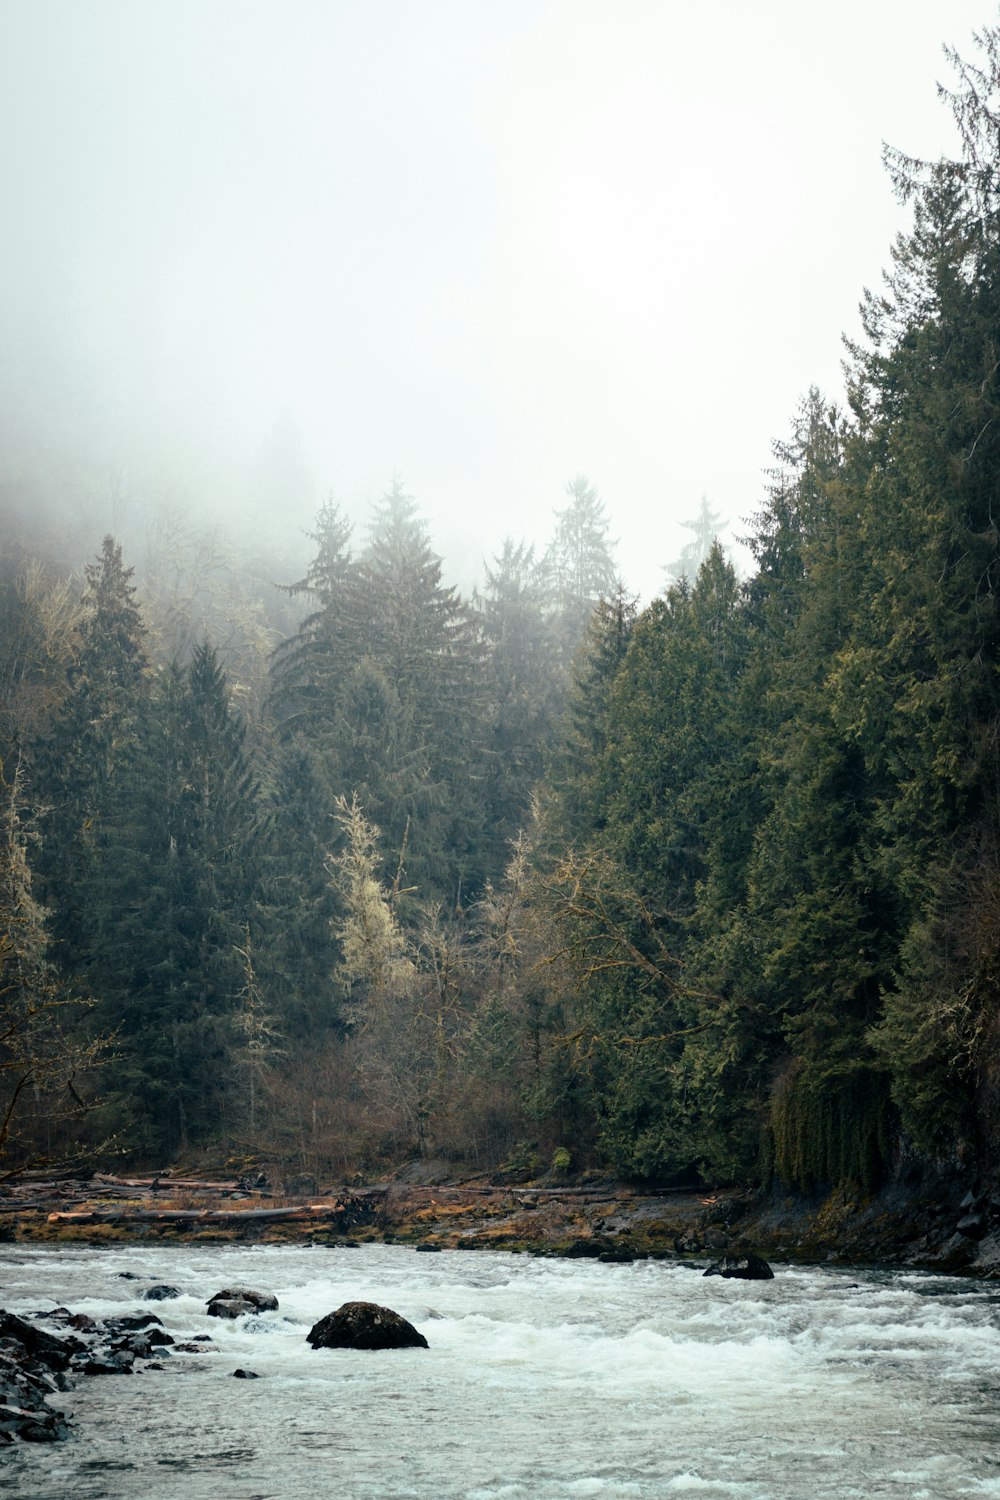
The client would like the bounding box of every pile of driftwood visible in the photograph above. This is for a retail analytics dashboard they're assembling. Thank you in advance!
[0,1170,707,1241]
[0,1172,381,1232]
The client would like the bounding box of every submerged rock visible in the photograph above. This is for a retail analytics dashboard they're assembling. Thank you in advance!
[106,1313,164,1332]
[307,1301,428,1351]
[206,1287,278,1319]
[0,1400,71,1443]
[703,1254,775,1281]
[142,1284,182,1301]
[74,1349,135,1376]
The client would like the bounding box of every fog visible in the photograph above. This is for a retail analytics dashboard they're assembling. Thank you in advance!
[0,0,990,597]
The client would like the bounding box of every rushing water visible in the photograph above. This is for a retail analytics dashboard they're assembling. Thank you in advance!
[3,1242,1000,1499]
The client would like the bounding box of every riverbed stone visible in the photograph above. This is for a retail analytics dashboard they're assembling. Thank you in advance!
[207,1287,278,1318]
[106,1313,164,1332]
[142,1284,182,1301]
[0,1400,71,1443]
[703,1253,774,1280]
[307,1301,428,1350]
[74,1348,135,1376]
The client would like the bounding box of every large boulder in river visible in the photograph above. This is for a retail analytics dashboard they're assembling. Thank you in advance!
[703,1253,774,1280]
[206,1287,278,1319]
[0,1399,71,1443]
[0,1313,78,1444]
[0,1311,83,1369]
[307,1301,428,1351]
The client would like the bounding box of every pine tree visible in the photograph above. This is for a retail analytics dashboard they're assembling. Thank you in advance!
[828,30,1000,1156]
[664,497,727,584]
[269,498,365,740]
[256,735,344,1042]
[90,644,263,1157]
[603,547,745,911]
[542,475,618,665]
[0,756,103,1168]
[357,478,486,906]
[36,536,149,965]
[476,539,563,869]
[0,557,82,762]
[551,582,636,844]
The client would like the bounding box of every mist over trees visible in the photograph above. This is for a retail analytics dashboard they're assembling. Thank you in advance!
[4,30,1000,1198]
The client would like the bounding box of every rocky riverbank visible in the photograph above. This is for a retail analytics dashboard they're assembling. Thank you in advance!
[2,1162,999,1275]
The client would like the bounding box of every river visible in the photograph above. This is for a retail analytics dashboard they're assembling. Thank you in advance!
[3,1241,1000,1499]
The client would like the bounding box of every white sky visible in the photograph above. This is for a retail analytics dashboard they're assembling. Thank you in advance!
[0,0,994,598]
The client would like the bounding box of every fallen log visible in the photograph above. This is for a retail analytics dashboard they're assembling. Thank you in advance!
[92,1174,242,1192]
[47,1199,374,1228]
[377,1183,700,1201]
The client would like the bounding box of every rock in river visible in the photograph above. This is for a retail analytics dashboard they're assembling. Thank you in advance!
[307,1301,428,1351]
[703,1254,774,1280]
[206,1287,279,1319]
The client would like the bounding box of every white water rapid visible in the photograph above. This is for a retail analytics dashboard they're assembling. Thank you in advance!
[3,1242,1000,1499]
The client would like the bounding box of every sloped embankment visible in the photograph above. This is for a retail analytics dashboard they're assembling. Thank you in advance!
[4,1170,999,1275]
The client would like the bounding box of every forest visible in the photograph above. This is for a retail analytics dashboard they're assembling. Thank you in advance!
[4,33,1000,1198]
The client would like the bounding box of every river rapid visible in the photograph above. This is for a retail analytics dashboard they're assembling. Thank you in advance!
[3,1242,1000,1500]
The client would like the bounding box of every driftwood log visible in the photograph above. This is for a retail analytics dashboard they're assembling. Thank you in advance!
[93,1174,243,1192]
[47,1198,377,1228]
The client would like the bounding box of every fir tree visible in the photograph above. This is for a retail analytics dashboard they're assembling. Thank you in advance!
[664,497,727,584]
[542,475,618,665]
[357,478,486,906]
[476,538,562,868]
[36,536,149,965]
[90,644,263,1157]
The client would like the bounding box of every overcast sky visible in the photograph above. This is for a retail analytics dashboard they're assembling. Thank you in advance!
[0,1,994,597]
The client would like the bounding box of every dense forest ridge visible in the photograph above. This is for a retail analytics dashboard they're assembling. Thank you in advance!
[4,31,1000,1220]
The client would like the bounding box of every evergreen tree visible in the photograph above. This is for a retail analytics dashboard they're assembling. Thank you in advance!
[604,547,745,911]
[0,755,102,1168]
[829,32,1000,1155]
[476,539,563,866]
[356,478,486,905]
[36,537,149,965]
[664,497,727,583]
[551,582,636,844]
[542,475,618,664]
[0,557,81,763]
[269,498,365,740]
[90,643,263,1157]
[256,735,344,1042]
